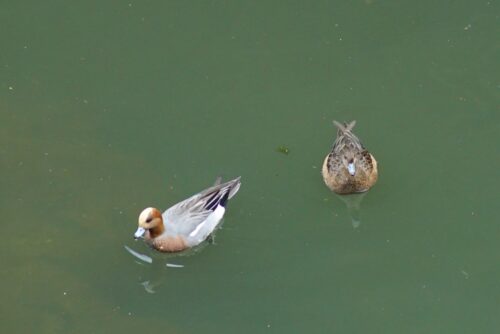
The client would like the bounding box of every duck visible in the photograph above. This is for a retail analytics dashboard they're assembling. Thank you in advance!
[134,176,241,252]
[322,120,378,194]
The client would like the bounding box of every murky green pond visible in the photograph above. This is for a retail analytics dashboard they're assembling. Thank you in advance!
[1,1,499,333]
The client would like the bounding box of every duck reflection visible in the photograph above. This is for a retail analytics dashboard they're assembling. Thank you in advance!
[125,223,220,293]
[333,192,367,228]
[124,244,201,293]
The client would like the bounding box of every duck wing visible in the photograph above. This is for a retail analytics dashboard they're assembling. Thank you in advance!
[357,150,375,174]
[162,177,241,237]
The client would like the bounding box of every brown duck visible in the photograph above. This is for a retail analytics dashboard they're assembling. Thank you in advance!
[322,121,378,194]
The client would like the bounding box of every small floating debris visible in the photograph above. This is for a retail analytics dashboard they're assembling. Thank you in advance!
[276,145,290,155]
[461,270,469,279]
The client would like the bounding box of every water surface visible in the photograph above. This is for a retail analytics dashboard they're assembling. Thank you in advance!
[1,1,499,333]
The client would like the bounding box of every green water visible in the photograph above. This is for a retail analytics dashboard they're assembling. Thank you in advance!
[1,1,499,333]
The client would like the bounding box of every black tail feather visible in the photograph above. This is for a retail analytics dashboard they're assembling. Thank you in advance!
[203,190,230,211]
[219,191,230,208]
[204,192,220,211]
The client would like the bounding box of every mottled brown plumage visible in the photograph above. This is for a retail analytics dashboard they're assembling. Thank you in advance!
[322,120,378,194]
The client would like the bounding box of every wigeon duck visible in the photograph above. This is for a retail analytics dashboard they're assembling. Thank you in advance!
[134,177,241,252]
[322,120,378,194]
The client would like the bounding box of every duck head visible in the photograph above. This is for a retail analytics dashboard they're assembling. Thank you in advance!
[135,207,164,239]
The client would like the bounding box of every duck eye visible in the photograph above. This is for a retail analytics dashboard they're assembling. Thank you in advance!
[146,218,152,223]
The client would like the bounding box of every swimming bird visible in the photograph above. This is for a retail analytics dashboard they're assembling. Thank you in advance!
[322,121,378,194]
[134,177,241,252]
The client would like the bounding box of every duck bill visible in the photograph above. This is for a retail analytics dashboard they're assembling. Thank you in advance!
[347,163,356,176]
[134,227,146,239]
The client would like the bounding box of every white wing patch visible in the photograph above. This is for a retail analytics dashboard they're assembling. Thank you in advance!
[188,221,207,237]
[188,205,226,239]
